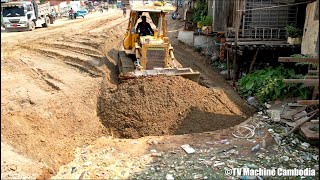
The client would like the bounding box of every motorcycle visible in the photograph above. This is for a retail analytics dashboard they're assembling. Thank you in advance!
[68,12,74,20]
[172,13,177,20]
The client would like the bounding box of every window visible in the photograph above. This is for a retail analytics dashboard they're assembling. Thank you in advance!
[3,6,25,17]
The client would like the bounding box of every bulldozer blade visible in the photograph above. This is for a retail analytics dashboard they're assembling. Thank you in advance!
[120,68,200,82]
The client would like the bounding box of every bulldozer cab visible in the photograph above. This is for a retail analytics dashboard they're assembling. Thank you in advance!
[118,3,200,82]
[123,5,177,69]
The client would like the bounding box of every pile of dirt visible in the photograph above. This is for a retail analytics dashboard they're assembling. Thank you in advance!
[98,76,247,138]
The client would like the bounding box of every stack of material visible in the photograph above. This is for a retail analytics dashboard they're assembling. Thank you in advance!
[277,56,319,141]
[278,103,319,141]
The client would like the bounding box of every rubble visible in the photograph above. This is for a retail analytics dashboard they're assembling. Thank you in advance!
[166,174,174,180]
[181,144,196,154]
[251,144,260,152]
[266,109,281,122]
[261,139,266,149]
[53,101,319,179]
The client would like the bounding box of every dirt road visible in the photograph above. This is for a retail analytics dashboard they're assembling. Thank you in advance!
[1,11,253,179]
[1,10,127,179]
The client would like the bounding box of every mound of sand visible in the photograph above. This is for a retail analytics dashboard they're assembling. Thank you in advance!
[98,76,246,138]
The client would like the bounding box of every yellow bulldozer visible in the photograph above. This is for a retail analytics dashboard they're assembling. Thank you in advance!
[117,2,200,82]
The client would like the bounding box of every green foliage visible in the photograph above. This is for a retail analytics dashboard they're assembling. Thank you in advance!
[290,54,318,68]
[238,67,310,103]
[200,15,212,26]
[192,0,207,23]
[290,54,312,58]
[285,24,302,38]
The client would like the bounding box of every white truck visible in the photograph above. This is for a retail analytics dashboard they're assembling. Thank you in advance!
[2,0,54,32]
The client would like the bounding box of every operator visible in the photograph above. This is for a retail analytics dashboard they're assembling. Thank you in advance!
[136,15,154,36]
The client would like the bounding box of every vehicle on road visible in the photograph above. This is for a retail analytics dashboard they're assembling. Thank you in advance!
[74,9,88,18]
[117,2,200,82]
[116,0,122,8]
[121,0,130,6]
[68,9,87,19]
[2,0,54,32]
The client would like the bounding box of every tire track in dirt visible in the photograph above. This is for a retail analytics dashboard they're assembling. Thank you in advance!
[19,46,104,77]
[15,16,128,81]
[39,42,104,56]
[21,60,64,91]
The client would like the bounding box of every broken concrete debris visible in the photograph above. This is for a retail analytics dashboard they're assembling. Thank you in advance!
[261,139,266,149]
[181,144,195,154]
[219,139,229,144]
[266,109,281,122]
[150,149,157,153]
[301,142,311,150]
[166,174,174,180]
[251,144,260,152]
[213,161,225,167]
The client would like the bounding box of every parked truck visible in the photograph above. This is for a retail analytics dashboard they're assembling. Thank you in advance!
[121,0,129,6]
[116,0,122,8]
[117,0,129,8]
[2,0,54,32]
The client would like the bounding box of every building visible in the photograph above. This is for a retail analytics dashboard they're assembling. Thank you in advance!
[208,0,317,85]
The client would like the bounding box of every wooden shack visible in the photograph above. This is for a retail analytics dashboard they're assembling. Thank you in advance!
[212,0,312,86]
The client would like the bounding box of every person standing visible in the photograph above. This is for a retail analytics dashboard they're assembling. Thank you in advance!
[122,5,127,17]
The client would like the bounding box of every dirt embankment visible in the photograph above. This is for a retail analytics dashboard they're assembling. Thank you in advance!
[98,76,247,138]
[1,12,126,179]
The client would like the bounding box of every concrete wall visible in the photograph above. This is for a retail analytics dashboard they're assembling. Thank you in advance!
[177,30,214,49]
[301,1,319,57]
[178,30,194,46]
[194,34,214,49]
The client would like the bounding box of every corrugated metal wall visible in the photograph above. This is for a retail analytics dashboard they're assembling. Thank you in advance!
[212,0,228,32]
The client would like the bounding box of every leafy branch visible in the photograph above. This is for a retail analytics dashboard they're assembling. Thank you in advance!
[285,24,302,38]
[237,67,311,104]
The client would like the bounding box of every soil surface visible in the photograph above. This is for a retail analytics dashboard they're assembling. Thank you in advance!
[1,10,126,178]
[1,10,254,179]
[98,76,246,138]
